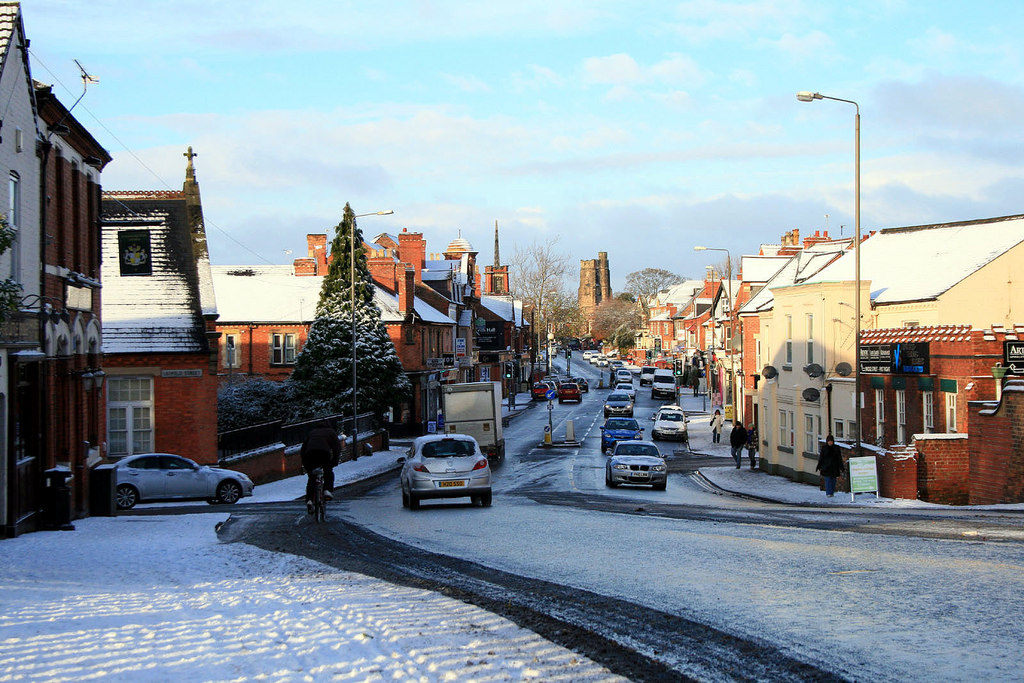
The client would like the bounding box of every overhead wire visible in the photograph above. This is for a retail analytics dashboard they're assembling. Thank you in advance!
[28,49,277,265]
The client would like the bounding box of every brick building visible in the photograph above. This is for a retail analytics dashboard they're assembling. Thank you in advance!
[100,150,220,465]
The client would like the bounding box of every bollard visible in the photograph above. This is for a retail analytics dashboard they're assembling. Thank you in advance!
[566,419,576,443]
[544,425,552,445]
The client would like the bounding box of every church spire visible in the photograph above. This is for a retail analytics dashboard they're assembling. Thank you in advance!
[493,220,500,267]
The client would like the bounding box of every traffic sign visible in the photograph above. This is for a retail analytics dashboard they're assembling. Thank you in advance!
[545,389,557,400]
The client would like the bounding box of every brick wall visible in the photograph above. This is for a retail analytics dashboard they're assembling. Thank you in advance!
[969,382,1024,504]
[914,436,970,505]
[105,352,219,465]
[875,445,919,500]
[222,431,388,485]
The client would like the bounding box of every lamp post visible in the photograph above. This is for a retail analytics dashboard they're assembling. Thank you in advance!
[694,246,735,423]
[797,90,861,456]
[351,210,393,458]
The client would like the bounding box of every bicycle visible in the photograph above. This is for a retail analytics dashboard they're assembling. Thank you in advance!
[310,467,326,522]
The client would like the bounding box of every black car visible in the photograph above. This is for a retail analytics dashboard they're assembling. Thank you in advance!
[573,377,590,392]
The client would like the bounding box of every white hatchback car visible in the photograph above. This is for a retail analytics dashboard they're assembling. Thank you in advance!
[651,406,689,444]
[400,434,492,509]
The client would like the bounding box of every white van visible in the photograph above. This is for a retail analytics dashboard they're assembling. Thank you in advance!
[650,369,678,399]
[638,366,656,386]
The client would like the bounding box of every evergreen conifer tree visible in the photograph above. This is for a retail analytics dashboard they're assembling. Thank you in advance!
[290,203,410,420]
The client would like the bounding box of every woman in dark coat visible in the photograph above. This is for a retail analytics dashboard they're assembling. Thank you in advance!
[816,434,843,497]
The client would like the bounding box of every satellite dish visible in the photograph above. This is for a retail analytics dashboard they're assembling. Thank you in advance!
[762,365,778,380]
[802,387,821,402]
[804,363,825,378]
[835,362,853,377]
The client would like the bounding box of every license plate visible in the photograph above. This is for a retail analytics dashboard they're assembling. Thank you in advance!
[631,471,650,478]
[438,480,466,488]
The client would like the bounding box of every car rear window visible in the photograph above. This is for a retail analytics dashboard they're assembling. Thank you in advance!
[421,439,476,458]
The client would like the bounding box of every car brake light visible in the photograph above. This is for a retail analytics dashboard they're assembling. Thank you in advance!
[472,459,488,471]
[413,464,429,472]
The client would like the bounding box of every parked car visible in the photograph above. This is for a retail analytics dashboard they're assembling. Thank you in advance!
[400,434,492,509]
[605,440,667,489]
[603,392,634,417]
[114,453,255,510]
[651,406,689,443]
[639,366,656,386]
[572,376,590,392]
[600,417,644,452]
[532,381,556,400]
[557,382,582,403]
[614,382,636,400]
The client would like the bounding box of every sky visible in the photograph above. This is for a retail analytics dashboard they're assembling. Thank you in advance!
[21,1,1024,292]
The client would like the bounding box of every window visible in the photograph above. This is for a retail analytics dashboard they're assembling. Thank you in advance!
[224,334,240,368]
[923,391,934,433]
[755,339,762,372]
[785,315,793,365]
[272,333,297,365]
[804,413,817,453]
[806,314,814,364]
[8,173,19,281]
[946,393,957,433]
[875,388,885,443]
[107,377,154,456]
[779,408,794,447]
[895,390,906,444]
[833,419,845,439]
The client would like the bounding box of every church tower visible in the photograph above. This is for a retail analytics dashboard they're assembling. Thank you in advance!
[484,220,510,295]
[578,251,612,320]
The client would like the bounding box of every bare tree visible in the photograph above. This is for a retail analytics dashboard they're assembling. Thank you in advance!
[625,268,685,319]
[510,236,573,339]
[591,297,645,349]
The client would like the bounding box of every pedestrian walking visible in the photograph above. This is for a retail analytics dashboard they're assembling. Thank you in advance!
[729,422,748,468]
[816,434,844,497]
[745,425,759,469]
[710,409,724,444]
[690,372,700,396]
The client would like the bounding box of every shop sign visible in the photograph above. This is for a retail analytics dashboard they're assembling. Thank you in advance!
[859,342,930,374]
[1004,340,1024,374]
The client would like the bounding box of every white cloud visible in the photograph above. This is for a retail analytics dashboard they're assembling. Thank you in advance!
[583,53,644,85]
[441,73,492,93]
[760,30,836,61]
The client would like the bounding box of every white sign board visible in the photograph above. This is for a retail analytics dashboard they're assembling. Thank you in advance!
[455,337,466,357]
[848,455,879,500]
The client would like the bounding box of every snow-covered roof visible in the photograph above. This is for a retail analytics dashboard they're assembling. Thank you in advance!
[739,246,848,315]
[211,265,454,325]
[101,211,210,354]
[211,266,323,323]
[740,255,790,284]
[803,214,1024,304]
[479,295,524,324]
[656,280,703,306]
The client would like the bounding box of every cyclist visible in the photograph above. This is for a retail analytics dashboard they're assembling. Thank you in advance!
[301,420,342,513]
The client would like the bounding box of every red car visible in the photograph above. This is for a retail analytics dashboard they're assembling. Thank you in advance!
[557,382,582,403]
[532,381,556,401]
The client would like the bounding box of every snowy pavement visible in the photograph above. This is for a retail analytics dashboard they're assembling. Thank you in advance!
[0,447,625,682]
[3,406,1020,682]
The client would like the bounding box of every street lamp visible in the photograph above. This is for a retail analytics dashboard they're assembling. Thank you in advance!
[797,90,861,456]
[694,246,735,423]
[351,210,394,458]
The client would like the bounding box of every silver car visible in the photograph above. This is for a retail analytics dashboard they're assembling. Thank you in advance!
[603,392,634,417]
[400,434,492,509]
[114,453,254,509]
[605,440,668,490]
